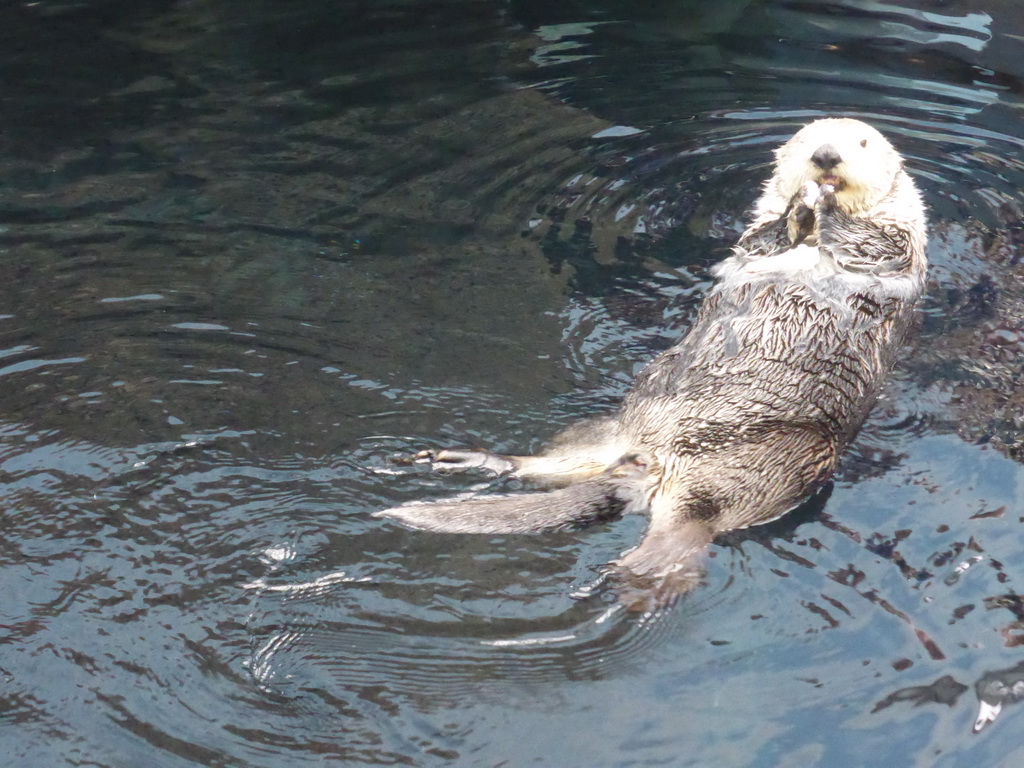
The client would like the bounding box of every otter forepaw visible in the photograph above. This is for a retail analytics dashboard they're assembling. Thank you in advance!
[800,180,820,209]
[788,183,818,244]
[815,183,838,213]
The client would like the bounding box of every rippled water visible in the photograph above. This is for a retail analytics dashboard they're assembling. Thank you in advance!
[4,0,1024,765]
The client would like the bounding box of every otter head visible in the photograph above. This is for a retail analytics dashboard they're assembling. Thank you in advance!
[773,118,904,215]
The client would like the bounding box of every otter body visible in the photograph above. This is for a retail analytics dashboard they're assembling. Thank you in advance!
[376,118,927,608]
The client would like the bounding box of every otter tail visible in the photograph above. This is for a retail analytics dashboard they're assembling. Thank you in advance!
[374,474,644,534]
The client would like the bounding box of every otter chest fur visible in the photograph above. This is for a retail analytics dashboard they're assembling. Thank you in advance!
[376,117,927,610]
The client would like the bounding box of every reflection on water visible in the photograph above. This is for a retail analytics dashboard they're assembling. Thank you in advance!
[3,0,1024,765]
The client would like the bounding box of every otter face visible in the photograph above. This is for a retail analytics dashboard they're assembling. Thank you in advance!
[773,118,903,215]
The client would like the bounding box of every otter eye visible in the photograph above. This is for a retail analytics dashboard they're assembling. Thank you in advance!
[860,139,867,148]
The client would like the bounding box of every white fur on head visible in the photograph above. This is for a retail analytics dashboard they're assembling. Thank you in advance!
[726,116,927,300]
[770,118,903,216]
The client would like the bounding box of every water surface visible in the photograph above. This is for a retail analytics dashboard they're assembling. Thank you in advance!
[3,1,1024,765]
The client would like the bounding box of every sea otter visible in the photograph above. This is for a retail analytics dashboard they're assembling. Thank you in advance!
[375,118,928,610]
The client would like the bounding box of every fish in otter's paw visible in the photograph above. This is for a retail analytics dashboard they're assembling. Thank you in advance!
[375,117,928,612]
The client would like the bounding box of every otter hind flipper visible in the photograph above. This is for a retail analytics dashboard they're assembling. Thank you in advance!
[412,415,626,486]
[414,445,621,485]
[376,475,644,534]
[416,448,519,475]
[607,520,715,613]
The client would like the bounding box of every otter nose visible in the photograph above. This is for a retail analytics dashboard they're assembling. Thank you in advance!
[811,143,843,170]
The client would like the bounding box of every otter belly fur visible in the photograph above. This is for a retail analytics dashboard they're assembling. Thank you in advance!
[375,118,928,611]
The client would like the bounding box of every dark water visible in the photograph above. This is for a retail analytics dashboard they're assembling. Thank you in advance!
[3,0,1024,765]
